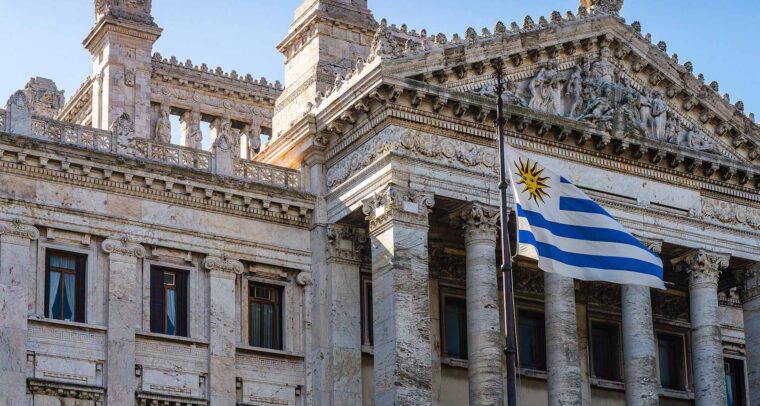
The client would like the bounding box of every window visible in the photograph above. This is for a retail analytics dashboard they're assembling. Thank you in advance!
[361,276,373,346]
[249,283,282,350]
[45,250,86,322]
[591,321,622,381]
[657,332,686,390]
[442,294,467,359]
[725,358,746,406]
[518,310,546,371]
[150,267,188,336]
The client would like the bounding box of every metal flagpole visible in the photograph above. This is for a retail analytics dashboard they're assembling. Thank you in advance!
[494,58,518,406]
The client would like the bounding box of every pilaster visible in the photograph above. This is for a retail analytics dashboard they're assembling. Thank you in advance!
[676,249,730,406]
[203,255,244,406]
[362,184,434,405]
[740,264,760,405]
[451,202,503,405]
[622,238,662,406]
[102,236,145,406]
[0,220,39,406]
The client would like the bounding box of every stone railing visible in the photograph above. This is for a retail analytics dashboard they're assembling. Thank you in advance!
[30,116,115,153]
[133,139,212,172]
[234,159,301,190]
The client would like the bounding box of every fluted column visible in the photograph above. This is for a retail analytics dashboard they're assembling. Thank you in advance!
[203,256,244,406]
[741,264,760,405]
[0,220,39,405]
[622,238,661,406]
[362,184,434,406]
[102,236,146,406]
[545,273,582,406]
[677,249,730,406]
[451,202,503,405]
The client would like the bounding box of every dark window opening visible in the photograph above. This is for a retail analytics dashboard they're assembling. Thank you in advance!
[150,267,188,336]
[361,277,373,346]
[249,283,282,350]
[442,295,467,359]
[657,332,686,390]
[591,322,622,381]
[725,358,746,406]
[518,310,546,371]
[45,250,86,322]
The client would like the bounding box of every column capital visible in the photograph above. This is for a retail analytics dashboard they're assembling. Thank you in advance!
[674,249,730,286]
[635,236,663,254]
[0,219,40,245]
[450,202,500,242]
[362,184,434,233]
[327,223,367,263]
[102,236,145,258]
[203,256,244,275]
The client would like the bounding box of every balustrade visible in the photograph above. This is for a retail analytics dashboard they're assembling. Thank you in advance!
[234,159,300,190]
[30,116,114,153]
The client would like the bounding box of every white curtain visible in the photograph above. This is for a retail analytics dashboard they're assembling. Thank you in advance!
[48,271,61,318]
[166,289,177,335]
[63,273,76,321]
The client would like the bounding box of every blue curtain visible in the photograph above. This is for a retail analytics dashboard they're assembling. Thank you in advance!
[726,375,734,406]
[166,289,176,335]
[251,303,261,347]
[263,304,274,348]
[63,273,76,321]
[48,271,61,318]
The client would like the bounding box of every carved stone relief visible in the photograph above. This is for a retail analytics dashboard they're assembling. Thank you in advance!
[700,197,760,231]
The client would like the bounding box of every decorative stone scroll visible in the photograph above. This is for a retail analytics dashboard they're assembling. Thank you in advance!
[296,271,313,287]
[326,224,367,263]
[102,236,146,258]
[362,184,435,232]
[0,219,40,244]
[203,256,244,274]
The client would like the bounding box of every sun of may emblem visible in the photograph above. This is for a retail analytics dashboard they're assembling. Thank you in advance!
[515,158,551,203]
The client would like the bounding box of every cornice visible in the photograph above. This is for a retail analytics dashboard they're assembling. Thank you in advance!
[83,17,162,50]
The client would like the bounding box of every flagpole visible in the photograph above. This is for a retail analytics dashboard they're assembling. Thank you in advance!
[494,58,518,406]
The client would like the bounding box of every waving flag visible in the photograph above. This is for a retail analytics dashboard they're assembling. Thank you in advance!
[506,145,665,289]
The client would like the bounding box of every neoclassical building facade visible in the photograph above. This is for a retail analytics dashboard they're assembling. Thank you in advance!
[0,0,758,405]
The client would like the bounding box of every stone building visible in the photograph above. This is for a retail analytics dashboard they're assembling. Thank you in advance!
[0,0,758,405]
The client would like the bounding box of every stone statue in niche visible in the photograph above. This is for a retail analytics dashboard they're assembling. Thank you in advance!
[566,66,584,118]
[181,111,203,150]
[648,91,668,141]
[212,118,234,152]
[528,62,563,115]
[155,105,172,144]
[247,126,262,158]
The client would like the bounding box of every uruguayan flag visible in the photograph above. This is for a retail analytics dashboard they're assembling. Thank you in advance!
[506,145,665,289]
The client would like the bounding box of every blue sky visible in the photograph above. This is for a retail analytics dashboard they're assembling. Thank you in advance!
[2,1,759,115]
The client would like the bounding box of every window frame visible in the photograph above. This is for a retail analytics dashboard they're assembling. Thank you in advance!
[440,289,468,360]
[588,319,624,382]
[247,281,284,350]
[723,356,749,406]
[44,249,87,323]
[654,328,690,392]
[516,307,547,372]
[360,273,373,347]
[148,265,189,337]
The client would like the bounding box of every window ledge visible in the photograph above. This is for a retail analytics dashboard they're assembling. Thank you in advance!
[135,331,208,346]
[518,368,547,380]
[441,357,468,369]
[28,317,107,332]
[590,378,625,391]
[659,387,694,400]
[236,345,304,359]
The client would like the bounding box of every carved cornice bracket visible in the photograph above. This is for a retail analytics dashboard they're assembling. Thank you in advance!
[102,236,146,258]
[203,256,244,275]
[362,184,435,233]
[327,223,367,263]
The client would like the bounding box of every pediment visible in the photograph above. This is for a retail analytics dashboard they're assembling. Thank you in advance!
[370,11,759,166]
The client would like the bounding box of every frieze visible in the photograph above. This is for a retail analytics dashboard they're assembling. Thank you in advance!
[586,282,621,308]
[651,290,689,321]
[513,266,544,297]
[429,246,466,283]
[327,126,496,189]
[700,197,760,231]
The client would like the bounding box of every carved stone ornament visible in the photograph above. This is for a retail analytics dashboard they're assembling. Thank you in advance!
[586,281,621,308]
[429,246,466,283]
[513,266,544,297]
[700,197,760,231]
[651,290,689,320]
[581,0,624,15]
[296,271,313,286]
[327,223,367,263]
[741,266,760,302]
[451,202,500,241]
[27,378,104,401]
[102,236,146,258]
[95,0,155,25]
[0,219,40,244]
[203,256,244,274]
[362,184,435,231]
[675,249,730,286]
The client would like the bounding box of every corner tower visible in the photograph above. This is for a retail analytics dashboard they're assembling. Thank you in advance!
[84,0,161,137]
[273,0,375,134]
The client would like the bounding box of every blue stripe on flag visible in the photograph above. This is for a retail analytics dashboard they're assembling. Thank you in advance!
[518,230,663,277]
[516,205,654,257]
[559,197,613,218]
[560,177,572,184]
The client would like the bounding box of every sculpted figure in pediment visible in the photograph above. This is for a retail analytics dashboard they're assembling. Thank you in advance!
[649,91,669,141]
[528,62,562,115]
[590,46,616,84]
[673,124,720,154]
[579,86,614,128]
[566,66,584,118]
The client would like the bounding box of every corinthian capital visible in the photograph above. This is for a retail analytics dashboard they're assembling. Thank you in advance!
[203,256,244,275]
[102,236,146,258]
[635,236,663,254]
[675,249,730,287]
[451,202,500,242]
[0,219,40,245]
[362,184,434,232]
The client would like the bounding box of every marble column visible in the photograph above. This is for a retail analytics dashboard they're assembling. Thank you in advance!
[678,249,730,406]
[362,184,434,406]
[451,202,503,405]
[741,264,760,405]
[0,220,39,406]
[544,273,583,406]
[102,236,146,406]
[203,256,244,406]
[324,224,365,405]
[622,239,662,406]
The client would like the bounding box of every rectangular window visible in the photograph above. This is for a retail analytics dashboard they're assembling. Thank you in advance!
[249,283,282,350]
[725,358,746,406]
[45,250,86,322]
[657,332,686,390]
[591,321,622,381]
[442,294,467,359]
[361,276,373,346]
[150,267,188,336]
[518,310,546,371]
